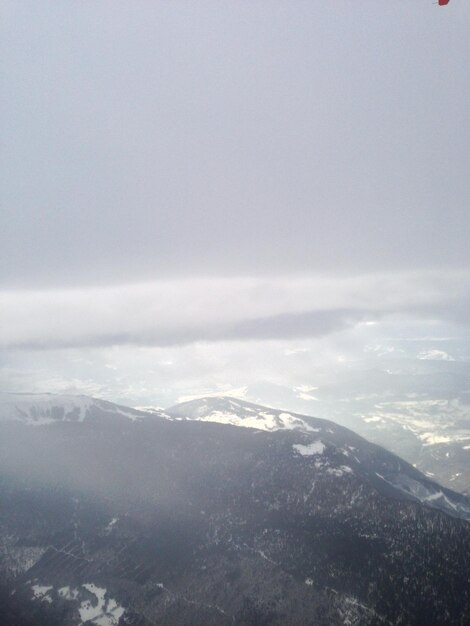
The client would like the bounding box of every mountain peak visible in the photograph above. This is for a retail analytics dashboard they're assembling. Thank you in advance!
[166,396,323,432]
[0,392,166,425]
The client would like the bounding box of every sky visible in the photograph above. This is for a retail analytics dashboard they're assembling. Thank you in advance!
[1,1,470,407]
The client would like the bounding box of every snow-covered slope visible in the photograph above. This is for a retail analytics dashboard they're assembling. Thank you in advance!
[134,406,165,415]
[0,393,167,426]
[166,397,318,432]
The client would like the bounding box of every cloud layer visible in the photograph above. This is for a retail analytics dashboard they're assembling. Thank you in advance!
[1,2,470,288]
[1,2,470,407]
[1,271,469,350]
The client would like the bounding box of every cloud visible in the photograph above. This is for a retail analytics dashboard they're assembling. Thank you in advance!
[177,386,248,404]
[417,350,455,361]
[2,2,470,290]
[2,317,469,406]
[1,270,470,351]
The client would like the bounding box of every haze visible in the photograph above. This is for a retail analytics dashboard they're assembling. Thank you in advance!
[1,0,470,407]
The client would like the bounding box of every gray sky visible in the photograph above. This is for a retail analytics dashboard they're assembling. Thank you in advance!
[1,1,470,403]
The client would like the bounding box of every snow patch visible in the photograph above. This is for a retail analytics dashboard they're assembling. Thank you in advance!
[58,586,79,600]
[31,585,53,600]
[79,583,124,626]
[183,409,316,433]
[0,393,94,425]
[420,433,453,445]
[0,393,148,425]
[104,517,118,533]
[327,465,353,477]
[135,406,164,413]
[293,440,326,456]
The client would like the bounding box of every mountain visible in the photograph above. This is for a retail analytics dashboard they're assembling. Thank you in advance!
[167,396,470,521]
[166,396,316,431]
[0,392,167,425]
[0,393,469,625]
[201,361,470,496]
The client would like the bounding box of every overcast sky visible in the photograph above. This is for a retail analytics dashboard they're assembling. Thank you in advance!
[1,1,469,404]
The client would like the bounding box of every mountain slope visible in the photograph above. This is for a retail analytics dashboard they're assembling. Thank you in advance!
[0,392,167,425]
[228,362,470,495]
[0,394,469,625]
[167,396,317,431]
[166,397,470,521]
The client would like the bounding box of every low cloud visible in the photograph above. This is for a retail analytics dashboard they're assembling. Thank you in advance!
[0,270,469,351]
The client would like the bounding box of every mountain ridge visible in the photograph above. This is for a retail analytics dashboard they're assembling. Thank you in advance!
[0,392,168,425]
[0,392,469,624]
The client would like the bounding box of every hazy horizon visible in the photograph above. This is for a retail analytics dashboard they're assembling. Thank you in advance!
[1,1,470,407]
